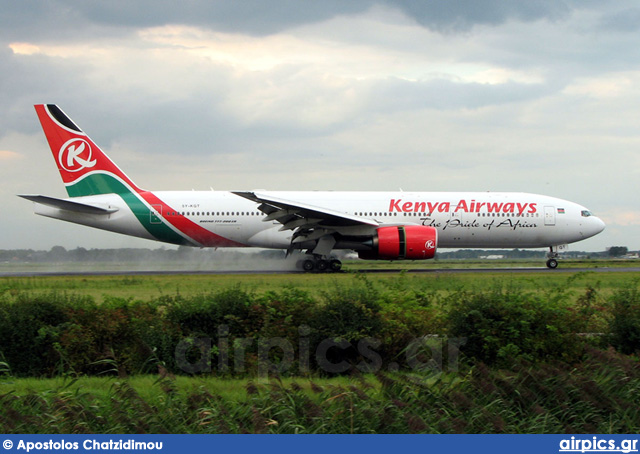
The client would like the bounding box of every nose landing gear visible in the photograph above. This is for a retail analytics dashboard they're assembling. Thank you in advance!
[546,245,564,269]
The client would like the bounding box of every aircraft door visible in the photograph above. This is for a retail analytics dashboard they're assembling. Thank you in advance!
[544,206,556,226]
[150,204,162,224]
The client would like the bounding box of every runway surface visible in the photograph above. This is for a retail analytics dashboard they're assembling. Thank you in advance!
[2,266,640,277]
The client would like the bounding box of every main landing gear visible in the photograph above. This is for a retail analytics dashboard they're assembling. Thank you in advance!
[297,255,343,273]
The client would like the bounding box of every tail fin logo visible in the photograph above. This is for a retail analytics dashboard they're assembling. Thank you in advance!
[58,138,97,172]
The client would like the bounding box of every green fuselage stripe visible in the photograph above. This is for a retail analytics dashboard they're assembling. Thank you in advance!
[66,174,191,246]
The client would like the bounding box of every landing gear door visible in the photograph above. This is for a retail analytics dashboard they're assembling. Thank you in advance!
[544,206,556,226]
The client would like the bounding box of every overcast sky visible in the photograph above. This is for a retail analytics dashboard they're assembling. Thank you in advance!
[1,0,638,252]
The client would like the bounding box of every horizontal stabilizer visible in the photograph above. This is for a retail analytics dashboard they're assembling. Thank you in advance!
[18,194,119,215]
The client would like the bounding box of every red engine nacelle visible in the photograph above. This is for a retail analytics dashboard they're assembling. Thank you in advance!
[358,225,438,260]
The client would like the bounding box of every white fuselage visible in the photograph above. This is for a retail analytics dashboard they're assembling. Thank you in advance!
[35,190,606,251]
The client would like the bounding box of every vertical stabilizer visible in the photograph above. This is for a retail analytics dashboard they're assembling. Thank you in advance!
[34,104,144,197]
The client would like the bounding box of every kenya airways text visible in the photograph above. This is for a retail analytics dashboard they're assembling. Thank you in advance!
[388,198,538,215]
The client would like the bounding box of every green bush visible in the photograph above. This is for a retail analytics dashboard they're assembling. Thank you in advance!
[0,277,637,378]
[445,285,583,366]
[57,297,165,375]
[255,287,315,339]
[0,293,174,377]
[608,284,640,355]
[307,277,384,373]
[0,293,72,376]
[313,276,383,341]
[166,286,257,338]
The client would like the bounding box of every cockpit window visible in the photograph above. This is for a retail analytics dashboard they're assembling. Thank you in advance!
[581,210,592,217]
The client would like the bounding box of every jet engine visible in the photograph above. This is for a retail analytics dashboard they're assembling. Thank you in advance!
[358,225,437,260]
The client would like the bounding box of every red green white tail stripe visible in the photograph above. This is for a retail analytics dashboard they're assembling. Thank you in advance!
[34,104,245,247]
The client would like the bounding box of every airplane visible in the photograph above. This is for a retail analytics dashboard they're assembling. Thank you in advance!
[19,104,605,271]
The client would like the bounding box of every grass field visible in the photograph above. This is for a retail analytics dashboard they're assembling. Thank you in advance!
[1,350,638,434]
[0,374,365,403]
[0,263,638,433]
[0,259,636,303]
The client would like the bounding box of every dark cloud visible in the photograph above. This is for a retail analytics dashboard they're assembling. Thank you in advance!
[0,0,368,41]
[598,7,640,32]
[0,47,93,135]
[73,0,574,33]
[386,0,571,32]
[82,0,368,34]
[0,0,122,42]
[0,0,575,42]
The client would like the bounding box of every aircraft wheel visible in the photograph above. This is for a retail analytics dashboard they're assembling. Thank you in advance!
[546,258,558,269]
[302,259,315,272]
[315,260,329,272]
[329,259,342,272]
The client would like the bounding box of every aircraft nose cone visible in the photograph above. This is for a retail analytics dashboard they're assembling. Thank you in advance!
[584,216,605,238]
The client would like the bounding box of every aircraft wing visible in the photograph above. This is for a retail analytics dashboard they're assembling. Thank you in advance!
[233,191,378,231]
[18,195,119,215]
